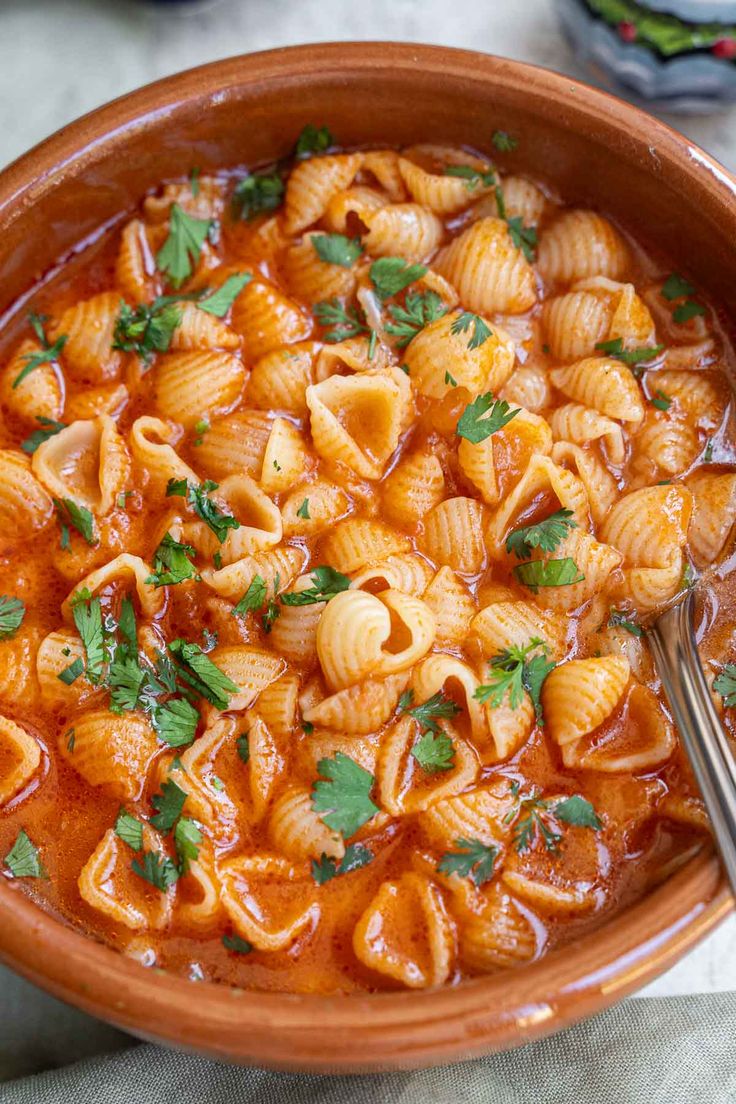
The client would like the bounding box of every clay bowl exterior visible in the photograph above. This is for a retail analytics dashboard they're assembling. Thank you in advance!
[0,43,733,1072]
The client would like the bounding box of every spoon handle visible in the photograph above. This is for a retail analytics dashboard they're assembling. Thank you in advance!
[648,590,736,897]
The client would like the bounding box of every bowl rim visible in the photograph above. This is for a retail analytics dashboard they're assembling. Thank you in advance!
[0,41,733,1072]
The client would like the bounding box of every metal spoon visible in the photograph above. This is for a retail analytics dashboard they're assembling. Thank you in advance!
[648,588,736,895]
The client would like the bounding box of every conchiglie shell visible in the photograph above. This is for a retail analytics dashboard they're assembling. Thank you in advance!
[129,416,198,488]
[377,716,478,816]
[193,410,272,481]
[499,362,551,414]
[372,589,436,678]
[633,416,700,479]
[404,312,515,400]
[350,554,433,597]
[460,888,540,973]
[526,530,623,612]
[472,175,547,225]
[550,357,644,424]
[246,712,285,821]
[470,601,566,661]
[255,672,300,742]
[543,656,630,746]
[485,454,589,558]
[434,217,537,315]
[362,149,407,201]
[0,716,41,807]
[0,630,41,711]
[1,339,64,425]
[410,654,487,748]
[323,185,388,233]
[548,402,625,465]
[206,645,286,712]
[259,418,309,495]
[269,587,324,666]
[79,827,174,932]
[0,450,54,544]
[646,369,724,430]
[399,155,482,215]
[551,441,618,527]
[219,853,318,952]
[49,292,123,384]
[605,279,657,345]
[268,786,344,861]
[231,280,313,362]
[421,497,487,574]
[362,203,444,262]
[244,342,318,417]
[144,176,225,223]
[115,218,158,302]
[201,544,306,603]
[314,334,393,380]
[61,552,164,622]
[421,779,517,851]
[36,628,102,710]
[561,682,675,773]
[319,518,410,575]
[306,370,407,480]
[184,473,282,565]
[60,709,159,800]
[542,290,611,362]
[353,872,454,989]
[600,484,692,566]
[155,351,245,427]
[537,210,629,285]
[382,450,445,528]
[282,233,358,305]
[687,471,736,566]
[316,589,390,690]
[303,672,409,734]
[284,152,363,234]
[65,383,128,422]
[281,479,351,538]
[169,302,240,351]
[422,567,477,646]
[176,843,223,933]
[33,415,130,515]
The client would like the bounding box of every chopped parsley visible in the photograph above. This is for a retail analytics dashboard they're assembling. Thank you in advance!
[12,313,67,389]
[174,816,202,874]
[114,809,144,852]
[513,557,584,592]
[193,419,209,447]
[450,311,492,350]
[168,638,240,711]
[312,234,363,268]
[0,596,25,640]
[57,657,84,685]
[443,164,496,190]
[410,730,456,773]
[70,590,105,683]
[714,664,736,708]
[492,130,518,152]
[456,393,520,443]
[166,478,240,544]
[437,838,498,886]
[313,298,369,343]
[222,933,253,954]
[506,508,578,561]
[236,732,250,763]
[3,829,46,879]
[295,124,333,158]
[113,297,184,364]
[594,337,664,374]
[132,850,179,891]
[20,416,66,455]
[311,843,373,884]
[296,498,310,520]
[474,638,554,721]
[385,291,447,347]
[506,217,538,262]
[53,498,96,548]
[152,697,200,748]
[608,608,643,637]
[281,566,351,606]
[507,784,601,853]
[197,273,252,316]
[147,532,199,588]
[399,689,461,734]
[704,439,714,463]
[189,166,201,197]
[369,257,428,300]
[232,575,267,618]
[673,300,706,323]
[661,273,706,323]
[232,172,284,220]
[650,389,672,412]
[150,779,187,832]
[311,752,379,838]
[156,203,212,287]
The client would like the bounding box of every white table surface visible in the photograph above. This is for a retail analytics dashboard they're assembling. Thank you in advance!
[1,0,735,999]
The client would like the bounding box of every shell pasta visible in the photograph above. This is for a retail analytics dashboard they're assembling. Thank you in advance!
[1,126,735,997]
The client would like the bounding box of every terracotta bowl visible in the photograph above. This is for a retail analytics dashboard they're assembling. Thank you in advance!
[0,42,734,1073]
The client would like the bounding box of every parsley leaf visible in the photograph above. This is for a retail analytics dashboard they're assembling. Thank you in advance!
[385,291,447,347]
[369,257,428,300]
[12,313,67,389]
[150,779,187,832]
[57,657,84,685]
[450,311,492,350]
[554,794,602,830]
[156,203,212,287]
[132,849,179,891]
[152,697,200,748]
[505,508,578,561]
[0,596,25,640]
[113,297,183,364]
[437,837,498,885]
[492,130,518,152]
[475,638,554,720]
[673,300,706,323]
[313,298,369,342]
[714,663,736,708]
[168,638,240,711]
[233,173,284,220]
[311,752,379,838]
[20,416,66,455]
[661,273,695,301]
[650,389,672,412]
[166,479,240,544]
[232,575,267,618]
[456,393,520,443]
[296,498,310,520]
[443,164,496,190]
[513,558,584,592]
[312,234,363,268]
[508,786,601,852]
[311,843,374,884]
[608,608,643,637]
[222,933,253,954]
[147,532,198,588]
[411,730,455,773]
[197,273,252,316]
[295,124,333,157]
[281,566,351,606]
[53,498,96,547]
[3,830,46,878]
[594,337,664,372]
[506,217,537,262]
[174,816,201,873]
[400,689,461,734]
[114,809,144,851]
[70,591,105,683]
[236,732,250,763]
